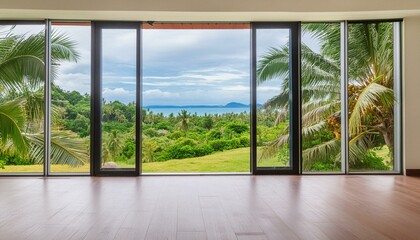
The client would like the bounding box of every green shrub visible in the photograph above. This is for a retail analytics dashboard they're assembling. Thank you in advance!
[209,139,229,151]
[239,136,250,147]
[310,161,337,171]
[155,122,170,130]
[66,114,90,137]
[162,145,195,160]
[194,145,213,157]
[352,150,390,171]
[143,128,160,137]
[168,131,184,140]
[206,129,222,140]
[209,138,244,152]
[175,138,197,146]
[228,138,241,149]
[226,123,249,134]
[0,154,30,165]
[122,139,135,159]
[201,116,213,130]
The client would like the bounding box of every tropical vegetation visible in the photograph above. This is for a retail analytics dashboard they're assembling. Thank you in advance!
[257,23,395,171]
[0,23,397,173]
[0,26,89,170]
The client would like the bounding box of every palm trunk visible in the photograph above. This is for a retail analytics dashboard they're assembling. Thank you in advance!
[382,131,394,165]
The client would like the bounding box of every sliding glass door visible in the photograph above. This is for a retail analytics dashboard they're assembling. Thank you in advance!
[251,23,300,174]
[347,21,401,173]
[92,22,140,175]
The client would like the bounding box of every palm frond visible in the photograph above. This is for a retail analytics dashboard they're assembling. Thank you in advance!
[302,121,327,137]
[26,131,89,166]
[349,77,394,135]
[0,31,45,91]
[0,99,28,155]
[302,100,340,126]
[0,29,81,91]
[256,46,289,84]
[302,139,341,170]
[348,130,377,165]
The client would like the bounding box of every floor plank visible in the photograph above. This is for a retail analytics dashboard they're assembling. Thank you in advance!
[0,176,419,240]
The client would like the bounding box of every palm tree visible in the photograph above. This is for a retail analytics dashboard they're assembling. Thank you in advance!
[0,26,89,167]
[177,110,190,135]
[257,23,395,170]
[102,131,122,164]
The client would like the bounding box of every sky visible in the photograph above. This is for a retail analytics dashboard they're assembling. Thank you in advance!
[6,24,322,106]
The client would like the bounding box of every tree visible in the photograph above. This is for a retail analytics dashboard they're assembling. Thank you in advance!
[177,110,190,135]
[103,131,122,163]
[257,23,395,170]
[0,27,89,166]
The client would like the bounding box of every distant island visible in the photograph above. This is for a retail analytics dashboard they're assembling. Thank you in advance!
[145,102,262,109]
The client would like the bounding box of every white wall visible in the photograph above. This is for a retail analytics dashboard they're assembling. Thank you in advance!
[0,0,419,21]
[403,16,420,171]
[0,0,419,12]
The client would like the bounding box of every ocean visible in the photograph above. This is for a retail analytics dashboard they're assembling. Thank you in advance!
[145,107,250,116]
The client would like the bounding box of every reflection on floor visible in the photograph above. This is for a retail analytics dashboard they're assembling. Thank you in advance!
[0,175,419,240]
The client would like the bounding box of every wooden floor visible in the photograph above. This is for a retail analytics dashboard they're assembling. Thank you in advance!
[1,176,420,240]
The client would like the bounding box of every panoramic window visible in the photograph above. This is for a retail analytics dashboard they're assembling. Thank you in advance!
[50,23,91,173]
[0,20,401,176]
[347,21,400,172]
[142,24,251,173]
[0,23,46,174]
[300,23,342,172]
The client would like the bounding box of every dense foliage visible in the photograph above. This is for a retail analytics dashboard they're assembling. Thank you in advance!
[0,27,89,169]
[257,23,394,171]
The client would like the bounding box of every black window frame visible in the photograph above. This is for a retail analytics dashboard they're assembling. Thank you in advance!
[250,22,301,175]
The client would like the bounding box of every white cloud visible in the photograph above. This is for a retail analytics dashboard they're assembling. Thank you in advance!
[103,88,135,103]
[257,86,282,92]
[143,67,249,87]
[143,81,201,87]
[143,89,179,98]
[220,85,250,92]
[54,73,90,94]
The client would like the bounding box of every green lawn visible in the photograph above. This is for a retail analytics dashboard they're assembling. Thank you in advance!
[0,147,288,173]
[0,164,90,173]
[0,146,392,173]
[142,147,289,173]
[143,147,251,173]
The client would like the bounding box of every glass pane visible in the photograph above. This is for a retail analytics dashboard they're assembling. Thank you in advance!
[256,28,291,168]
[301,23,342,172]
[142,25,250,173]
[348,22,397,172]
[101,29,136,170]
[50,23,91,173]
[0,24,45,174]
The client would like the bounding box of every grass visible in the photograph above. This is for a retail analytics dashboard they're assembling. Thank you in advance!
[0,164,90,173]
[0,147,287,173]
[142,147,289,173]
[143,147,251,173]
[374,146,391,164]
[1,146,389,173]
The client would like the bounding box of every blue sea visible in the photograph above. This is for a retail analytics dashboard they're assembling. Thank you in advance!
[146,107,250,116]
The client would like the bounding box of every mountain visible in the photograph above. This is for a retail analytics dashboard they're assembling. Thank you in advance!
[224,102,248,108]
